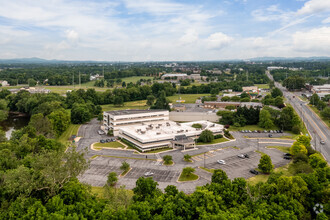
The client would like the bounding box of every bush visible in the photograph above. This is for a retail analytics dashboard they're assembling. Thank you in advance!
[289,161,313,175]
[120,162,130,172]
[182,167,195,177]
[293,153,308,164]
[106,172,118,187]
[198,129,214,143]
[163,155,173,165]
[184,154,192,162]
[291,125,301,134]
[214,134,223,139]
[258,154,274,174]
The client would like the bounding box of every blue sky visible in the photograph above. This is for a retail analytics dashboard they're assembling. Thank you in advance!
[0,0,329,61]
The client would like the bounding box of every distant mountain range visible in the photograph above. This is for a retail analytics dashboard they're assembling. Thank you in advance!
[0,56,330,64]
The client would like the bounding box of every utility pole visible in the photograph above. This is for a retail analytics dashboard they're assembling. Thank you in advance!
[204,152,206,168]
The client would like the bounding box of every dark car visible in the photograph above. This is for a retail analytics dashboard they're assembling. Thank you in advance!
[283,153,291,157]
[106,138,111,142]
[100,139,105,143]
[283,155,292,160]
[250,169,259,175]
[237,154,245,159]
[243,153,249,158]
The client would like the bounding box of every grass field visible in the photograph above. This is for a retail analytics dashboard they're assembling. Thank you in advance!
[167,93,210,103]
[101,100,148,111]
[228,124,279,132]
[94,141,125,149]
[121,76,153,83]
[255,84,270,89]
[178,173,199,181]
[57,124,80,145]
[197,137,229,145]
[247,163,291,185]
[266,146,290,153]
[91,186,105,198]
[308,105,330,128]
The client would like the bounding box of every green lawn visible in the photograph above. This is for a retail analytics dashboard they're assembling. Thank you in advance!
[178,173,199,181]
[164,160,174,165]
[308,105,330,128]
[197,138,229,145]
[57,124,81,145]
[121,76,153,83]
[255,84,270,89]
[94,141,125,149]
[91,186,105,198]
[199,167,215,173]
[167,93,210,103]
[247,163,292,185]
[101,100,148,111]
[228,124,279,132]
[266,146,290,153]
[120,169,131,176]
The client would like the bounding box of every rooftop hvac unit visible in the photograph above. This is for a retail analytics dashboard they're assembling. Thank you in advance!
[156,132,161,135]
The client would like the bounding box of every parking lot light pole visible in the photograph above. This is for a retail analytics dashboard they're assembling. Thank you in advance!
[204,152,206,168]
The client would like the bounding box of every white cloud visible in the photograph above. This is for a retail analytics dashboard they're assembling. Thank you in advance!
[293,27,330,52]
[322,17,330,24]
[206,32,233,50]
[179,29,199,45]
[297,0,330,15]
[66,30,78,41]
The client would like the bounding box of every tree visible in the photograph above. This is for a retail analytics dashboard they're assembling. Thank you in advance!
[240,92,249,99]
[71,103,93,124]
[28,78,37,87]
[133,177,160,202]
[310,93,320,106]
[146,95,155,106]
[274,96,284,108]
[122,81,126,87]
[163,155,172,165]
[308,153,327,169]
[258,154,274,173]
[271,87,283,98]
[258,109,274,129]
[296,135,311,148]
[152,91,170,110]
[48,108,70,137]
[106,172,118,187]
[290,142,308,156]
[120,161,130,172]
[198,129,214,143]
[211,169,228,184]
[182,167,195,177]
[221,96,230,102]
[29,113,54,138]
[184,154,192,162]
[321,107,330,119]
[113,96,124,106]
[0,99,8,122]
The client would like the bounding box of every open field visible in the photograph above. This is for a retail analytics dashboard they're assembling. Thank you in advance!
[254,84,270,89]
[94,141,125,149]
[308,105,330,128]
[101,100,148,111]
[167,93,210,103]
[57,124,81,145]
[121,76,153,83]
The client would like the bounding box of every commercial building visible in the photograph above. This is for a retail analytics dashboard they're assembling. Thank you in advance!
[103,109,169,136]
[103,109,223,152]
[118,120,223,152]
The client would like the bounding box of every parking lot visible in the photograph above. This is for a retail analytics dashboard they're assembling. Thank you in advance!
[124,168,180,182]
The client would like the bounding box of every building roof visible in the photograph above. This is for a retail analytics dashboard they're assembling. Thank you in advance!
[105,109,168,116]
[162,73,187,77]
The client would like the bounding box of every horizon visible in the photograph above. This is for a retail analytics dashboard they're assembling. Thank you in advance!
[0,0,330,61]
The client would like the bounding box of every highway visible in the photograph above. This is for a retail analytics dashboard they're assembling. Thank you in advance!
[266,71,330,162]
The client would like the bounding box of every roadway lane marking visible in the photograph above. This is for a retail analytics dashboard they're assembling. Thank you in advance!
[301,107,327,140]
[306,104,329,129]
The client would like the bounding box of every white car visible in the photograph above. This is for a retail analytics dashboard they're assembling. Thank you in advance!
[320,140,325,145]
[217,160,226,165]
[144,171,154,177]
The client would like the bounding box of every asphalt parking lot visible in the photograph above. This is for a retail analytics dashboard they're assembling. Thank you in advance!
[206,151,260,179]
[124,167,180,182]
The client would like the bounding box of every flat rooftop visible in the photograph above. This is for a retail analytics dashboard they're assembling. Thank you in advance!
[120,120,223,143]
[105,109,168,116]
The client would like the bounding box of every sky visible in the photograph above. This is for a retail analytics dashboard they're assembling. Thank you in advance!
[0,0,330,61]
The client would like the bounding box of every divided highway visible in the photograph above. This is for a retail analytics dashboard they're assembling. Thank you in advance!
[266,71,330,162]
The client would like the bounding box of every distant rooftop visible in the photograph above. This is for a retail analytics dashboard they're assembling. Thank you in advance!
[105,109,168,116]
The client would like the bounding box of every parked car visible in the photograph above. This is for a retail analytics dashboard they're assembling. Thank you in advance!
[320,140,325,145]
[249,169,259,175]
[254,130,258,133]
[100,139,105,143]
[238,154,245,159]
[264,130,268,133]
[106,138,111,142]
[283,153,291,157]
[144,171,154,177]
[257,130,261,133]
[241,130,245,133]
[248,130,252,133]
[98,130,105,135]
[283,155,292,160]
[217,160,226,165]
[279,130,283,133]
[243,153,249,158]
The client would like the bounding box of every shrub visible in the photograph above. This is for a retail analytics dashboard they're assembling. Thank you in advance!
[258,154,274,174]
[214,134,223,139]
[184,154,192,162]
[182,167,195,177]
[120,162,130,172]
[198,129,214,143]
[106,172,118,187]
[163,155,173,165]
[192,123,202,129]
[292,125,301,134]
